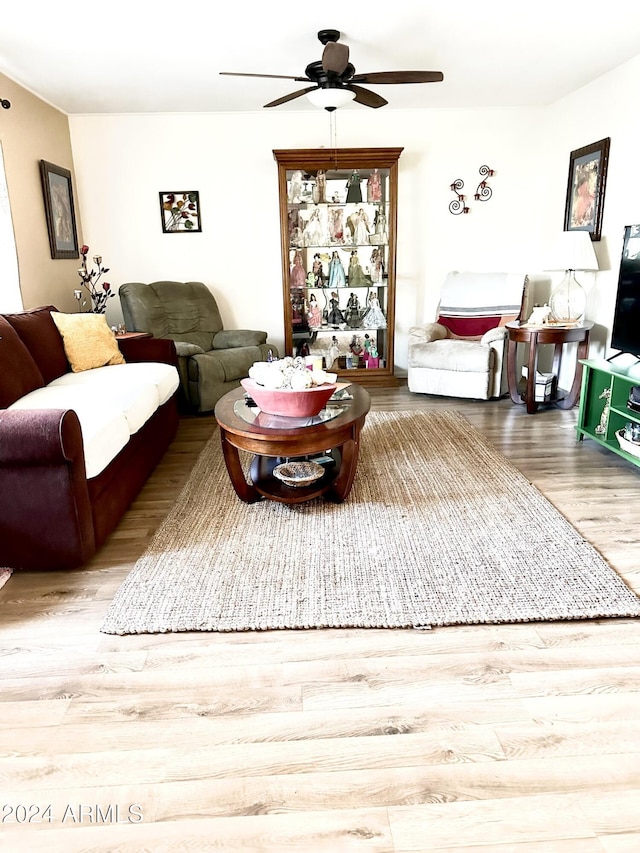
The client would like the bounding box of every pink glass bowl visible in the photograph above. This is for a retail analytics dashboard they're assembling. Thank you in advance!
[241,378,338,417]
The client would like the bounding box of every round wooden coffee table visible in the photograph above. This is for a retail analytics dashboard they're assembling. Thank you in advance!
[214,383,371,505]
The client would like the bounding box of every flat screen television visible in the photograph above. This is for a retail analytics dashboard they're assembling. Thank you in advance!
[611,224,640,359]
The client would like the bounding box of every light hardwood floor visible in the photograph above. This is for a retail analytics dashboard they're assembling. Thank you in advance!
[2,386,640,852]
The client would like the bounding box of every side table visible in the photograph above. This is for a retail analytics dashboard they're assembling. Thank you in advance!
[506,321,593,414]
[115,331,152,340]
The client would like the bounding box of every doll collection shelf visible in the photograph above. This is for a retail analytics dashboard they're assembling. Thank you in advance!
[274,147,403,389]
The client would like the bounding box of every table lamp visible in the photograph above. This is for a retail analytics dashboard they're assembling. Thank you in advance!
[546,231,599,324]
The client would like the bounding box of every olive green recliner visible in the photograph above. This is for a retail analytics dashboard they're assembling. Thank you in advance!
[119,281,278,413]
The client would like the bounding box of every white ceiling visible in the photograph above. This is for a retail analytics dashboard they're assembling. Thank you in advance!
[2,1,640,115]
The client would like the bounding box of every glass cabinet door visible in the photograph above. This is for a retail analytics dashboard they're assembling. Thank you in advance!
[274,148,402,387]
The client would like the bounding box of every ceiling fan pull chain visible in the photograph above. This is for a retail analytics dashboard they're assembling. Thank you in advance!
[329,110,338,159]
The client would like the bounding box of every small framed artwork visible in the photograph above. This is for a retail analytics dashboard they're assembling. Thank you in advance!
[39,160,79,259]
[159,191,201,233]
[563,137,610,241]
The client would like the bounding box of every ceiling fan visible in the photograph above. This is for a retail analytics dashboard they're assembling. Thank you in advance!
[220,29,444,110]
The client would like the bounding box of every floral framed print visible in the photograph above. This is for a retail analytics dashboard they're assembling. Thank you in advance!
[159,191,201,233]
[40,160,79,259]
[563,137,610,241]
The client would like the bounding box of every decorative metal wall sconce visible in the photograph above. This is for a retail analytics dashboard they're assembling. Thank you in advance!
[0,99,11,110]
[449,166,495,214]
[474,165,494,201]
[449,179,470,215]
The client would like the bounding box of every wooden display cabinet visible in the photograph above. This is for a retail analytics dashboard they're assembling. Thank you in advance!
[273,148,403,387]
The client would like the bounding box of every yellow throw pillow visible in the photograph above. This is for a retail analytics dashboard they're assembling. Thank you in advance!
[51,312,126,373]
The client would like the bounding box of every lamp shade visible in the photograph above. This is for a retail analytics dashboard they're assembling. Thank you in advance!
[546,230,599,272]
[306,88,356,110]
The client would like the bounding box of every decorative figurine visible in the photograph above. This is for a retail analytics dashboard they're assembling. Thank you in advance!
[290,225,304,247]
[329,207,344,243]
[370,248,384,284]
[307,293,322,329]
[527,304,552,325]
[370,209,388,244]
[346,207,371,245]
[367,168,382,202]
[362,292,387,329]
[303,207,324,246]
[344,291,363,328]
[327,292,346,327]
[314,169,327,203]
[327,335,341,369]
[328,250,346,288]
[312,252,326,287]
[289,170,304,204]
[595,387,611,435]
[347,250,369,287]
[290,250,306,287]
[346,169,362,203]
[349,334,363,354]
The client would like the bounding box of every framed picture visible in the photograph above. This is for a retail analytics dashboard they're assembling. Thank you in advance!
[159,191,201,233]
[563,137,610,241]
[39,160,79,259]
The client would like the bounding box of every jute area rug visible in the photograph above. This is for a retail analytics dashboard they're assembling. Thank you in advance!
[101,411,640,634]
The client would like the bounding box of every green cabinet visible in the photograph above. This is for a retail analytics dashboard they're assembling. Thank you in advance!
[576,359,640,466]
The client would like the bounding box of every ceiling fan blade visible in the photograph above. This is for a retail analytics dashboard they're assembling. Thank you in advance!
[220,72,308,81]
[263,86,317,108]
[322,42,349,75]
[351,71,444,85]
[347,85,388,109]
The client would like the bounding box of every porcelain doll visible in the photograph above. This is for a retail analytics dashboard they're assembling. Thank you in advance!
[307,293,322,329]
[303,207,324,246]
[327,335,341,368]
[327,292,345,327]
[347,250,369,288]
[370,209,388,245]
[347,208,371,246]
[329,207,344,243]
[346,169,362,203]
[349,334,363,356]
[312,253,326,287]
[370,248,384,284]
[367,168,382,203]
[344,291,362,328]
[289,170,304,204]
[313,169,327,203]
[362,292,387,329]
[328,250,346,288]
[290,250,306,288]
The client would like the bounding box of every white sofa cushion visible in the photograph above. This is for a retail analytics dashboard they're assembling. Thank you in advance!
[51,362,180,407]
[10,362,180,478]
[8,387,130,479]
[408,338,495,372]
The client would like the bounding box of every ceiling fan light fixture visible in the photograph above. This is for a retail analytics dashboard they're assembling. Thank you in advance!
[306,87,355,111]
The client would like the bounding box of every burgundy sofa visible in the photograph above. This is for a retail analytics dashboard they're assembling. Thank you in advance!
[0,305,180,570]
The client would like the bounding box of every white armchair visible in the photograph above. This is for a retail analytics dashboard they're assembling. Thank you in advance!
[408,271,529,400]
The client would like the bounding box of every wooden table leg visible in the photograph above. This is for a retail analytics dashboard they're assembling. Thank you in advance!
[219,431,262,503]
[556,332,591,410]
[507,338,522,405]
[525,332,539,414]
[325,422,363,503]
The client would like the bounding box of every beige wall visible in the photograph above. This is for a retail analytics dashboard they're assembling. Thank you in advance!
[0,72,80,311]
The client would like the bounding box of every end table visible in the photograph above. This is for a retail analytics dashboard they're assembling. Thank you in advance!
[506,321,593,414]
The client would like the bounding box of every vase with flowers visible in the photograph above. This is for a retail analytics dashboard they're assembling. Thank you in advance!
[74,245,114,314]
